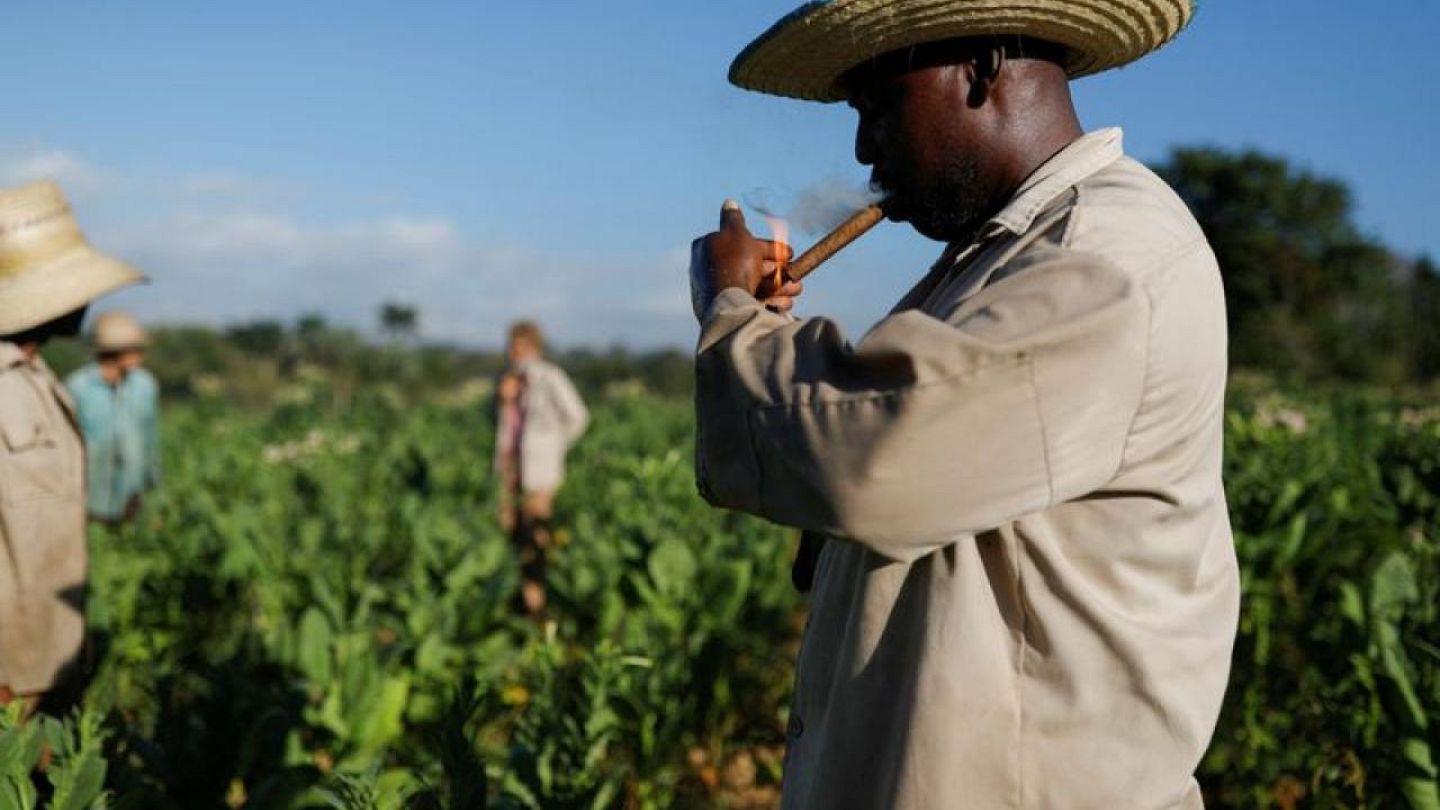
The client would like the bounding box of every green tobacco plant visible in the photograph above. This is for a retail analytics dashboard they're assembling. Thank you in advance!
[48,382,1440,808]
[0,704,110,810]
[1204,384,1440,808]
[1342,553,1440,809]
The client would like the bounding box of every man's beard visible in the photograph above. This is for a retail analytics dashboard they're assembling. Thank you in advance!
[904,154,988,244]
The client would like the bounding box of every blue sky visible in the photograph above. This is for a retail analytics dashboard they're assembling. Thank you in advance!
[3,1,1436,348]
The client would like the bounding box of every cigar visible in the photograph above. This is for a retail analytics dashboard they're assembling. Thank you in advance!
[783,203,887,282]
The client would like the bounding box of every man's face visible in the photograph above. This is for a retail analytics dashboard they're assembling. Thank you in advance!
[119,349,145,371]
[846,56,997,243]
[3,306,89,348]
[508,337,539,364]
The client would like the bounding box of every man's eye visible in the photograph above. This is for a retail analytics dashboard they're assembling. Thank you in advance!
[867,94,896,118]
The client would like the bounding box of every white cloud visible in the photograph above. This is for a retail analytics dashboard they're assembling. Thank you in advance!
[5,144,700,347]
[0,147,112,195]
[100,207,693,347]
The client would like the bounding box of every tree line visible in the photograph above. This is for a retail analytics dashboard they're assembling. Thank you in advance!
[43,145,1436,403]
[1155,147,1434,385]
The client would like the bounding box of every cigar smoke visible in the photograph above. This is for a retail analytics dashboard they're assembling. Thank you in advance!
[790,178,885,235]
[745,178,884,236]
[744,179,888,282]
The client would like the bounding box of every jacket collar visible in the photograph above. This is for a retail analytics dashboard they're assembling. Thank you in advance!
[921,129,1127,302]
[986,127,1126,237]
[1,340,33,370]
[1,339,76,425]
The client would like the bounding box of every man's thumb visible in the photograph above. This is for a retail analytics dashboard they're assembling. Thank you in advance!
[720,199,746,230]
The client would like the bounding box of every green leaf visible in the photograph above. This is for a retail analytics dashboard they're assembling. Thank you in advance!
[351,676,410,752]
[1370,552,1420,623]
[711,560,753,625]
[647,539,697,596]
[0,725,42,778]
[1338,580,1366,627]
[415,635,453,678]
[46,754,106,810]
[0,775,38,810]
[588,777,622,810]
[1398,736,1440,810]
[298,606,335,684]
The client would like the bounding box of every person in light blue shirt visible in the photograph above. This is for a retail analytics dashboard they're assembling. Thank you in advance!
[65,311,160,523]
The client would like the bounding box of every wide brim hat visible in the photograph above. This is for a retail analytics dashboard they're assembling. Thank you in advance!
[0,180,145,336]
[92,310,150,352]
[730,0,1194,102]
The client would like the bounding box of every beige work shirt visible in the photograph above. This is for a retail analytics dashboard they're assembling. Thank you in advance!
[494,358,590,494]
[0,340,87,694]
[696,129,1239,810]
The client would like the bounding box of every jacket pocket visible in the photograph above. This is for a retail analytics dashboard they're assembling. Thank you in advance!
[0,406,70,503]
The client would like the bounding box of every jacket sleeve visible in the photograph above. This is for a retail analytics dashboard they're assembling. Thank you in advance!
[552,368,589,447]
[694,250,1150,563]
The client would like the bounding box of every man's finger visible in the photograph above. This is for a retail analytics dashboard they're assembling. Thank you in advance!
[720,199,747,231]
[763,296,796,313]
[757,274,804,298]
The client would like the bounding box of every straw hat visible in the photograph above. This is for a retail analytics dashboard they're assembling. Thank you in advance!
[0,180,145,336]
[92,310,149,353]
[730,0,1194,102]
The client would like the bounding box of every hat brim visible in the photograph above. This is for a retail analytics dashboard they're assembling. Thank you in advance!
[0,247,146,335]
[729,0,1193,102]
[94,334,151,353]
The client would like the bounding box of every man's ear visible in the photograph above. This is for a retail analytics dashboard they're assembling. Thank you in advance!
[966,43,1006,108]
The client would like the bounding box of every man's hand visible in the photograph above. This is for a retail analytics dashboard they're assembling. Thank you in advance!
[691,200,803,320]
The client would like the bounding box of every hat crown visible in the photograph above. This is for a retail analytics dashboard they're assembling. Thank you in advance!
[93,310,148,351]
[730,0,1195,102]
[0,179,144,337]
[0,180,88,279]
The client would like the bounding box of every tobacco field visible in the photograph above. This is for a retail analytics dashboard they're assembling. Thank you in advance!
[3,378,1439,809]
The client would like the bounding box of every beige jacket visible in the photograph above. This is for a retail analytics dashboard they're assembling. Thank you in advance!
[696,129,1239,810]
[0,340,87,694]
[495,358,589,493]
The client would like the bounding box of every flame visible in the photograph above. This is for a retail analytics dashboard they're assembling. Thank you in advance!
[761,214,789,293]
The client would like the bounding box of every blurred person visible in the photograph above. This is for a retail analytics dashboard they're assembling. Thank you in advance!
[690,1,1238,808]
[0,180,145,716]
[493,320,588,615]
[65,311,161,524]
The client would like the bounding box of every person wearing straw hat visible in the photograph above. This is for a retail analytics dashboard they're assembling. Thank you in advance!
[690,2,1238,808]
[0,180,145,714]
[65,311,161,524]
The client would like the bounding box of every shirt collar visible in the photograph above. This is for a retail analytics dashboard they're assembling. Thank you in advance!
[986,127,1126,236]
[0,340,32,370]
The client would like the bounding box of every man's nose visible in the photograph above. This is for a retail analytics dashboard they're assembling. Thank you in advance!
[854,121,877,166]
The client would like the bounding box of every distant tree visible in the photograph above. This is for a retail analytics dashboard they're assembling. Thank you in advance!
[296,313,329,338]
[225,320,286,356]
[1153,148,1400,382]
[379,302,419,344]
[1405,255,1440,383]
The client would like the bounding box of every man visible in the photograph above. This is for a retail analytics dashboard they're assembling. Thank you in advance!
[493,320,588,615]
[690,2,1239,808]
[0,180,145,714]
[66,311,161,524]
